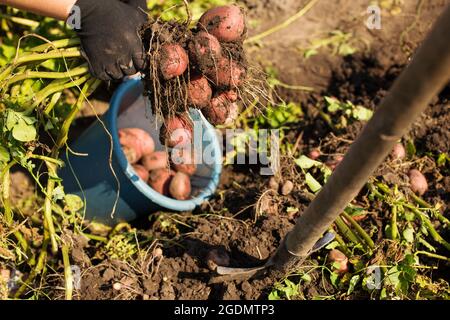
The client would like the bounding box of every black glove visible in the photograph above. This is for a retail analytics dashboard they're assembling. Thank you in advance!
[74,0,148,80]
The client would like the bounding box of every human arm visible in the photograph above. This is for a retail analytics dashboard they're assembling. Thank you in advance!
[0,0,149,81]
[0,0,77,20]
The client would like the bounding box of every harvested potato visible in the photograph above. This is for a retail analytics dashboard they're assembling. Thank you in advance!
[188,74,212,108]
[161,115,193,147]
[169,172,191,200]
[198,5,246,42]
[409,169,428,196]
[148,169,174,196]
[142,151,168,171]
[132,164,149,182]
[328,249,349,274]
[171,148,197,176]
[120,128,155,156]
[158,44,189,80]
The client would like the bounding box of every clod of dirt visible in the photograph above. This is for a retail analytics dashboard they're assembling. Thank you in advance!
[268,177,279,191]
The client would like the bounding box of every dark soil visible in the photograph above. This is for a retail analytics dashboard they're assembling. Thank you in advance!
[19,0,449,300]
[72,45,449,302]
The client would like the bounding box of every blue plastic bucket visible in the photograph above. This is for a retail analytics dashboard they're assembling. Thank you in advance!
[59,79,222,224]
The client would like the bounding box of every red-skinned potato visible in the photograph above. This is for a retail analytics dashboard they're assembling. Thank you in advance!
[308,149,321,160]
[132,164,149,182]
[171,148,197,176]
[391,143,406,160]
[142,151,168,171]
[190,31,222,66]
[204,93,239,125]
[188,75,212,108]
[120,128,155,156]
[207,58,245,88]
[198,5,246,42]
[122,146,140,164]
[408,169,428,196]
[169,172,191,200]
[326,155,344,171]
[203,93,229,125]
[224,89,238,102]
[328,249,349,274]
[158,44,189,80]
[119,130,143,163]
[161,115,193,147]
[148,169,174,196]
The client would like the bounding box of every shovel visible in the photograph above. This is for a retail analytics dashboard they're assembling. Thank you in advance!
[210,4,450,283]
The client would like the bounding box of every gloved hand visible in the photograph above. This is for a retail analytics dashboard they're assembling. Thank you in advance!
[74,0,148,80]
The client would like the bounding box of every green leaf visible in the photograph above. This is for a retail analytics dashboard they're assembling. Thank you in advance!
[12,118,37,142]
[301,273,312,283]
[330,272,340,287]
[325,96,342,113]
[338,43,357,56]
[406,140,416,158]
[352,106,373,121]
[65,194,84,212]
[305,173,322,192]
[6,110,17,131]
[325,240,340,250]
[347,275,360,295]
[304,48,318,58]
[268,291,280,301]
[0,145,10,163]
[294,155,321,170]
[436,153,448,167]
[52,185,65,201]
[402,225,415,243]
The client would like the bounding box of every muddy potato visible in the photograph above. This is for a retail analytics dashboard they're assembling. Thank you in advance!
[328,249,349,274]
[203,92,238,125]
[203,95,228,125]
[207,58,245,88]
[161,115,193,147]
[408,169,428,196]
[224,89,238,102]
[142,151,169,171]
[132,164,149,182]
[198,5,246,42]
[171,148,197,176]
[169,172,191,200]
[189,31,222,67]
[188,74,212,108]
[158,44,189,80]
[148,169,174,196]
